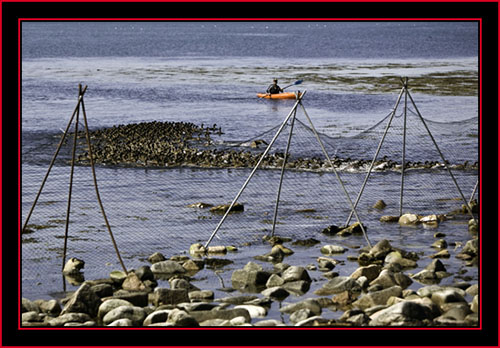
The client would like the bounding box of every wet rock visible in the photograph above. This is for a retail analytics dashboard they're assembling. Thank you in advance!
[61,282,101,318]
[373,200,387,209]
[321,225,341,235]
[34,299,61,316]
[209,203,244,214]
[369,300,434,326]
[234,304,267,318]
[290,308,315,324]
[261,286,289,300]
[189,308,251,324]
[315,276,361,296]
[266,274,284,288]
[63,257,85,274]
[282,280,311,295]
[254,245,285,263]
[430,249,450,259]
[282,266,311,283]
[380,215,400,223]
[398,213,420,225]
[122,272,147,292]
[47,313,93,327]
[22,298,39,313]
[22,311,43,323]
[167,308,199,327]
[320,245,347,254]
[110,270,127,285]
[431,239,448,249]
[292,238,320,247]
[187,202,213,209]
[231,263,271,292]
[216,295,258,305]
[150,260,186,275]
[147,252,166,264]
[353,285,403,310]
[280,298,322,316]
[188,290,214,301]
[350,264,382,282]
[102,305,147,326]
[98,299,133,322]
[154,288,190,306]
[431,289,467,307]
[109,290,149,307]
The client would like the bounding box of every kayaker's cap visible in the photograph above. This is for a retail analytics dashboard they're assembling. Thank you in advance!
[273,78,278,83]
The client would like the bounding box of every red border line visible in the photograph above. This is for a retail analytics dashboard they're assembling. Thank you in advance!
[18,18,483,334]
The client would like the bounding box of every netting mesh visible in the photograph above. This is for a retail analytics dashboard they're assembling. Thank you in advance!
[21,91,478,299]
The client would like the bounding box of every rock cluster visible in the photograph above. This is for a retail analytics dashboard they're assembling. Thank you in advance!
[22,232,478,327]
[74,122,477,172]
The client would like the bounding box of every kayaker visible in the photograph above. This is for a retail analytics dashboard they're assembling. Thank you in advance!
[266,79,283,94]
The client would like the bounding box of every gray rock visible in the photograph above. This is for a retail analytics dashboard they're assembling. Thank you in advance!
[431,289,466,307]
[234,304,267,318]
[143,309,171,326]
[98,299,133,322]
[148,252,166,264]
[369,300,434,326]
[21,298,39,313]
[280,299,322,316]
[231,268,271,292]
[320,245,347,254]
[254,319,285,326]
[61,282,101,318]
[369,239,393,259]
[22,311,42,323]
[170,278,199,292]
[266,274,284,288]
[314,276,361,295]
[290,308,314,324]
[154,288,190,306]
[350,264,382,282]
[102,305,146,326]
[34,299,61,316]
[151,260,186,274]
[282,280,311,295]
[216,295,258,305]
[353,286,403,310]
[294,316,331,326]
[188,290,214,301]
[47,313,93,327]
[167,308,199,327]
[107,318,133,326]
[90,283,114,298]
[189,308,251,324]
[109,290,149,307]
[282,266,311,283]
[261,286,290,300]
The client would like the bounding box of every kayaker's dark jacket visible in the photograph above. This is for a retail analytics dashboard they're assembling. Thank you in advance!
[267,83,283,94]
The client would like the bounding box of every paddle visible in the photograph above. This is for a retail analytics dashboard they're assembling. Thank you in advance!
[282,79,303,90]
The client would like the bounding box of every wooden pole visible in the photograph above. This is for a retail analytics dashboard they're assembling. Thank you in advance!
[22,86,87,232]
[79,89,128,274]
[62,84,82,271]
[271,106,297,237]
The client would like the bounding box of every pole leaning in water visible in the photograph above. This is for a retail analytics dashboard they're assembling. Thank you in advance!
[204,91,307,248]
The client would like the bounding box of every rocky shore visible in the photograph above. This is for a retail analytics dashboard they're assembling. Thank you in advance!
[74,121,478,172]
[22,223,479,327]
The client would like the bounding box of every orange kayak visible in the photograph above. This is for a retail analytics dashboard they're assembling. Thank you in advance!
[257,92,301,100]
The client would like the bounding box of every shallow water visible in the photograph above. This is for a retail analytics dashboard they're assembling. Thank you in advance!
[21,21,479,322]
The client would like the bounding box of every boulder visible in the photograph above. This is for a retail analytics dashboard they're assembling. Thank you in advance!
[234,305,267,318]
[350,264,382,282]
[98,299,133,322]
[151,260,186,275]
[147,252,166,264]
[209,203,244,214]
[431,289,467,307]
[47,313,93,327]
[189,308,251,324]
[353,285,403,310]
[122,272,146,292]
[280,299,322,316]
[167,308,199,327]
[373,200,387,209]
[154,288,190,306]
[281,266,311,283]
[314,276,361,296]
[398,213,420,225]
[103,305,146,326]
[60,282,101,318]
[261,286,289,300]
[62,257,85,274]
[369,300,434,326]
[108,290,149,307]
[320,245,347,255]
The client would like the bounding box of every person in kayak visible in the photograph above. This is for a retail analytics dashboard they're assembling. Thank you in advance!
[266,79,284,94]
